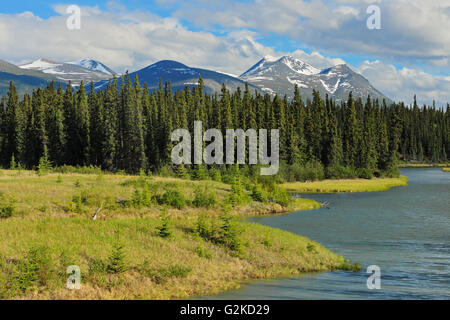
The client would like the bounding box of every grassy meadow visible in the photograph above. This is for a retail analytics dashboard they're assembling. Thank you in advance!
[282,175,409,193]
[0,169,356,300]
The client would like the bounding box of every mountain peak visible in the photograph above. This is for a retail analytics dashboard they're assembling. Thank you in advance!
[278,56,320,75]
[68,59,116,75]
[241,55,320,78]
[240,56,390,102]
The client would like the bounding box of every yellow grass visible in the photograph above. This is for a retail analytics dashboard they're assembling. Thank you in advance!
[443,168,450,172]
[282,175,409,193]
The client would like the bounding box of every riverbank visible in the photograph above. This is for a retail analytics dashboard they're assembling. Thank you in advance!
[282,176,409,193]
[443,168,450,172]
[398,162,450,168]
[0,170,345,299]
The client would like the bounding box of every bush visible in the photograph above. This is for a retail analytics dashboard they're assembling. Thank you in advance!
[0,203,15,219]
[356,168,374,179]
[250,185,268,203]
[209,167,222,182]
[131,184,154,208]
[267,185,291,207]
[53,165,103,175]
[287,160,325,182]
[0,194,16,219]
[191,165,209,181]
[227,176,247,206]
[195,245,212,259]
[160,265,192,278]
[156,209,173,238]
[158,164,175,177]
[383,166,400,178]
[157,188,186,209]
[192,185,217,208]
[9,246,52,293]
[326,165,357,179]
[106,243,128,274]
[217,215,244,255]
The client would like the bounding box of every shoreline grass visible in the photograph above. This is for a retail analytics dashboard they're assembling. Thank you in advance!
[0,169,351,299]
[398,162,450,168]
[282,175,409,194]
[443,168,450,172]
[0,217,348,299]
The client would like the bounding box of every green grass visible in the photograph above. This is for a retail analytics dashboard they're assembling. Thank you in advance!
[398,162,450,168]
[443,168,450,172]
[0,216,350,299]
[282,175,409,193]
[0,169,350,299]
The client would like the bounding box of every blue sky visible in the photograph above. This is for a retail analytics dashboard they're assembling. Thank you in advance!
[0,0,449,105]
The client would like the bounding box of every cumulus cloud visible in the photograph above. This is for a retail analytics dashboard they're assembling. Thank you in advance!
[0,6,274,75]
[0,2,448,105]
[173,0,450,71]
[358,60,450,106]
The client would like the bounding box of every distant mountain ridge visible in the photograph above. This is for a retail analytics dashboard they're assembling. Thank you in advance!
[19,58,113,85]
[0,56,390,103]
[240,55,391,102]
[94,60,261,95]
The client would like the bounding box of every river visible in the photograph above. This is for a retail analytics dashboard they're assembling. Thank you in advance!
[210,168,450,300]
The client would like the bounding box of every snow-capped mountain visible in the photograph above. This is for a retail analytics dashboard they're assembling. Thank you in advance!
[94,60,261,95]
[19,58,112,85]
[68,59,116,76]
[240,56,390,102]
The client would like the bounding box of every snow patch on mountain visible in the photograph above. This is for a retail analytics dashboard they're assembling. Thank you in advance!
[320,78,341,94]
[69,59,116,75]
[20,59,62,71]
[287,77,309,88]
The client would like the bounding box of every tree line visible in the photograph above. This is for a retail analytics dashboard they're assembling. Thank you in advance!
[0,74,448,178]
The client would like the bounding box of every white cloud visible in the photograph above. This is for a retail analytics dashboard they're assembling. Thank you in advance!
[173,0,450,71]
[358,60,450,106]
[0,3,448,105]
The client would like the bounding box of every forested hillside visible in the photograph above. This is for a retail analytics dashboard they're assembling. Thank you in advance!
[0,74,448,180]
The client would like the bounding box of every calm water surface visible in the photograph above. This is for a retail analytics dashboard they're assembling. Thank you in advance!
[209,168,449,300]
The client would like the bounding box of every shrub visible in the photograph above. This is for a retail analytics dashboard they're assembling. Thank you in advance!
[195,245,212,259]
[250,185,268,203]
[131,184,154,208]
[271,186,291,207]
[0,203,15,219]
[53,165,103,175]
[192,185,217,208]
[9,246,52,293]
[158,164,175,177]
[288,160,325,182]
[174,165,189,179]
[37,150,52,176]
[159,265,192,278]
[217,215,244,255]
[339,260,362,272]
[191,165,208,181]
[383,166,400,178]
[209,167,222,182]
[227,176,246,206]
[195,213,211,240]
[326,165,357,179]
[88,257,108,276]
[106,243,128,274]
[156,209,173,238]
[157,188,186,209]
[356,168,374,179]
